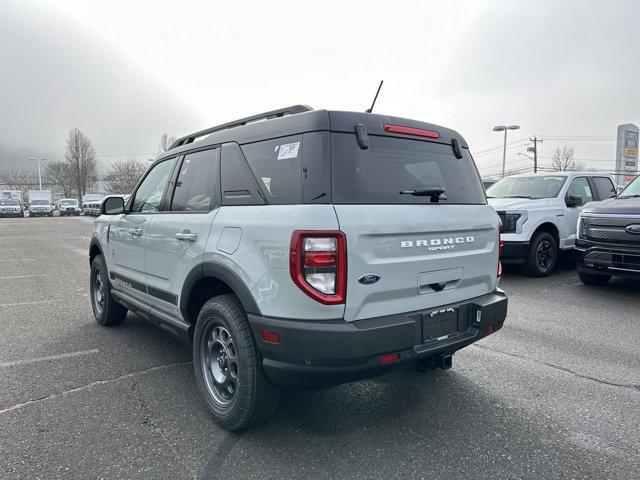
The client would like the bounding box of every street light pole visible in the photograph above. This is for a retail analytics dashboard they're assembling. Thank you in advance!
[29,157,48,190]
[492,125,520,177]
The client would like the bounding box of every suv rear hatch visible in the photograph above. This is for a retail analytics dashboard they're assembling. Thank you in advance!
[329,113,500,321]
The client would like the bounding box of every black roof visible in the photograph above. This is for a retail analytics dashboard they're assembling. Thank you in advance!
[157,106,468,161]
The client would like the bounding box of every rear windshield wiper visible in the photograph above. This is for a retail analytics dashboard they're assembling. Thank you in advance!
[400,187,446,203]
[619,194,640,198]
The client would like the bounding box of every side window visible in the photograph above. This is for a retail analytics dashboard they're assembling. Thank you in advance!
[591,177,616,200]
[220,143,266,206]
[241,135,302,204]
[169,149,218,212]
[130,158,176,213]
[566,177,593,205]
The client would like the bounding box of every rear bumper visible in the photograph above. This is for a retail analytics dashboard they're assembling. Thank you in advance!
[500,241,529,264]
[249,289,508,389]
[576,240,640,280]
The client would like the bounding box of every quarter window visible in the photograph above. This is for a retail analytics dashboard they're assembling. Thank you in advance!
[170,149,218,212]
[241,135,302,204]
[130,158,176,213]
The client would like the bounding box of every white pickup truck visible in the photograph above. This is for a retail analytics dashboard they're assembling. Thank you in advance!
[486,172,617,276]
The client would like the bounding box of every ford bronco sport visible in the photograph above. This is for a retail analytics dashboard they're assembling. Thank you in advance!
[89,105,508,430]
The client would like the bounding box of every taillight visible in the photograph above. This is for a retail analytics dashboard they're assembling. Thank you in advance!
[290,230,347,304]
[497,232,504,278]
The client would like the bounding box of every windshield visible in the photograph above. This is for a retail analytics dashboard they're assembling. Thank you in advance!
[0,199,20,206]
[486,176,566,199]
[61,200,77,206]
[618,175,640,198]
[31,200,49,205]
[331,134,486,204]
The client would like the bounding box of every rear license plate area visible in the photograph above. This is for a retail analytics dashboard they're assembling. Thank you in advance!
[422,308,459,343]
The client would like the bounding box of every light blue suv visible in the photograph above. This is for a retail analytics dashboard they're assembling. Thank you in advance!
[89,106,508,430]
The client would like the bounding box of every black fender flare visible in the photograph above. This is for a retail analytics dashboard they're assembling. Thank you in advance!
[89,237,104,265]
[180,262,261,321]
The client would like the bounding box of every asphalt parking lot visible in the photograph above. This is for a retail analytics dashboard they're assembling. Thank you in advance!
[0,216,638,480]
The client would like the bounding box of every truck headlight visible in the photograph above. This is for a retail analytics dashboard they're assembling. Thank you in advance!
[578,216,588,239]
[499,211,527,234]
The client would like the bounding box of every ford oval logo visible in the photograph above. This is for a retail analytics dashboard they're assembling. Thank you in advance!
[625,224,640,234]
[358,273,381,285]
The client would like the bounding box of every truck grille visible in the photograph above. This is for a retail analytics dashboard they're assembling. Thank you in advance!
[585,216,640,244]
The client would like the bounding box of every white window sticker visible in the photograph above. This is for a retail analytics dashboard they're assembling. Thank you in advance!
[276,142,300,160]
[261,177,272,194]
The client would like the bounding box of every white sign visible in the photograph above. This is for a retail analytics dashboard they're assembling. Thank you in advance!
[616,124,639,187]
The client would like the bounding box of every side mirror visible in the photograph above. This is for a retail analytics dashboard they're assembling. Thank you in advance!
[565,195,582,208]
[101,196,125,215]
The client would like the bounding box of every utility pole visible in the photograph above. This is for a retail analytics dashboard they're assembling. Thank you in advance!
[528,137,542,173]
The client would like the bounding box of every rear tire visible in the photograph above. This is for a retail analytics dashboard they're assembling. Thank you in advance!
[578,271,611,286]
[522,232,557,277]
[90,255,127,326]
[193,294,281,431]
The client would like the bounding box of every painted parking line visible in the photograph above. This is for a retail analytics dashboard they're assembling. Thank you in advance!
[0,274,48,280]
[0,299,55,308]
[0,348,99,368]
[1,259,37,262]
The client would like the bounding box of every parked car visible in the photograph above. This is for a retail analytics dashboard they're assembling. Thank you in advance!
[576,174,640,284]
[83,198,104,216]
[28,190,54,217]
[0,197,25,218]
[89,105,507,431]
[58,198,81,216]
[482,178,497,190]
[486,172,617,276]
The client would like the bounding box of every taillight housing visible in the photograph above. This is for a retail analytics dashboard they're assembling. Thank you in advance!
[497,230,504,278]
[290,230,347,304]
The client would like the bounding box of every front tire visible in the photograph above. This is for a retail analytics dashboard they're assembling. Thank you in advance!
[522,232,557,277]
[578,271,611,286]
[90,255,127,326]
[193,294,281,431]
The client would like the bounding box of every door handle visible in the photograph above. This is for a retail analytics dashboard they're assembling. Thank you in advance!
[128,228,143,237]
[174,231,197,242]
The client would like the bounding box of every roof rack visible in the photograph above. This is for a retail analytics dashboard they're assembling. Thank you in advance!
[169,105,313,150]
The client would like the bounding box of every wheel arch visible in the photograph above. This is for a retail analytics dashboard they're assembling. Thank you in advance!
[181,262,261,325]
[89,238,104,266]
[532,221,560,246]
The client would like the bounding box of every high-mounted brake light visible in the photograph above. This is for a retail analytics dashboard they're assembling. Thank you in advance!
[290,230,347,305]
[382,123,440,139]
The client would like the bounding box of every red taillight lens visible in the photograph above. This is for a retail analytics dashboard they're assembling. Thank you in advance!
[382,123,440,139]
[497,233,504,278]
[290,230,347,305]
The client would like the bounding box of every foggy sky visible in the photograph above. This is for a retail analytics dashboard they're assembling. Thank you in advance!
[1,0,639,177]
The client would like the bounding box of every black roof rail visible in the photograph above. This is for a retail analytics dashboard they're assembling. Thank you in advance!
[169,105,313,150]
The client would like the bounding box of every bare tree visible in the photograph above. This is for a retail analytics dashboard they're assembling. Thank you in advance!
[45,160,75,198]
[104,158,148,194]
[64,128,98,205]
[551,147,585,171]
[0,168,39,203]
[159,133,176,153]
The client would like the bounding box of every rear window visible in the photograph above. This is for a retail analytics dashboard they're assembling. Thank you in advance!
[331,134,485,204]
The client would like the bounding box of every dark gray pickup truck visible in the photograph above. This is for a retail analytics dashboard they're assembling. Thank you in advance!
[576,175,640,285]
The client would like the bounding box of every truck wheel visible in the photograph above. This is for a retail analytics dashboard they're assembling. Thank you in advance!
[90,255,127,326]
[193,294,281,431]
[522,232,557,277]
[578,271,611,286]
